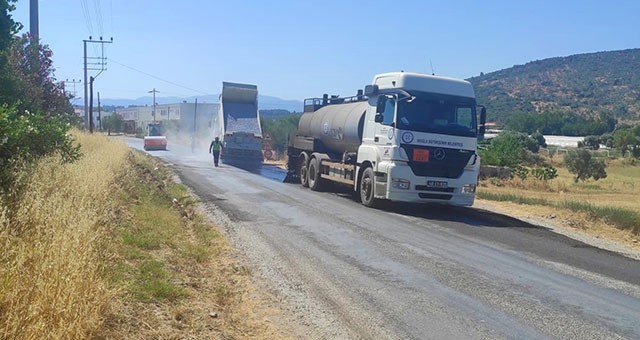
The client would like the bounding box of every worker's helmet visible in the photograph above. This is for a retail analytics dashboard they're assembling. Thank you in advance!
[215,136,219,141]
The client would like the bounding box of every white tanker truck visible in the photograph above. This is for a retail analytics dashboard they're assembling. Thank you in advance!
[285,71,486,207]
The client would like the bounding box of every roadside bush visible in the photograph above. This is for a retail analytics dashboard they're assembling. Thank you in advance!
[531,130,547,148]
[512,165,529,180]
[519,132,540,153]
[479,132,526,167]
[510,165,558,182]
[564,149,607,182]
[531,166,558,181]
[0,105,80,193]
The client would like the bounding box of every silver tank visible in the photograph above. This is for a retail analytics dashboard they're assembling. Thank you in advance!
[297,101,368,154]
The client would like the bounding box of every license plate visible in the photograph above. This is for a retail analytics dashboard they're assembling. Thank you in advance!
[426,180,448,188]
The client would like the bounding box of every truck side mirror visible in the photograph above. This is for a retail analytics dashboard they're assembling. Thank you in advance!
[478,106,487,137]
[375,114,384,123]
[364,84,379,96]
[376,96,386,114]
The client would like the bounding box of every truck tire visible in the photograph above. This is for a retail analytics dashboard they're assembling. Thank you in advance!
[359,167,379,208]
[299,153,310,188]
[307,157,325,191]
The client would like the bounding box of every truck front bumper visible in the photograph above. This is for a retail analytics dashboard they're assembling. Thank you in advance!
[379,162,477,207]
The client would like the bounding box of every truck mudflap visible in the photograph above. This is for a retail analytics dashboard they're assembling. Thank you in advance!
[221,148,263,167]
[283,151,301,183]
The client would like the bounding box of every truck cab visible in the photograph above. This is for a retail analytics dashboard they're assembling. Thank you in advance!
[358,72,485,206]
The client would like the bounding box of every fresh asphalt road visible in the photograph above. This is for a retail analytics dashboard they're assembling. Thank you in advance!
[126,137,640,339]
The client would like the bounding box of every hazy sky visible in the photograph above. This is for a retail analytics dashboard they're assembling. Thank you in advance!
[11,0,640,102]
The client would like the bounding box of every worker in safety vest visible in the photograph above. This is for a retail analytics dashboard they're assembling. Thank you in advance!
[209,137,223,167]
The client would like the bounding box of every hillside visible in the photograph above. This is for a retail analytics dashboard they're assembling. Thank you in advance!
[468,48,640,124]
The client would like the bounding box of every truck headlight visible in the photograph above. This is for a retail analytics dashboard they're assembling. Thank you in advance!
[392,178,410,190]
[461,184,476,193]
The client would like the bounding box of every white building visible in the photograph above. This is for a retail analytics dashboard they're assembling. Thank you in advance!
[117,102,219,133]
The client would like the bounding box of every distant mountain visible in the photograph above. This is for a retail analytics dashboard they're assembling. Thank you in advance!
[468,48,640,124]
[100,94,303,112]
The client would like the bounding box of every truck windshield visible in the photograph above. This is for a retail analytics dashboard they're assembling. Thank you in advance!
[397,93,477,137]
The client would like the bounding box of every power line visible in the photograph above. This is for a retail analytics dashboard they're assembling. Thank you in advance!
[109,0,114,37]
[93,0,103,35]
[80,0,100,55]
[97,88,202,97]
[108,58,209,95]
[79,0,93,37]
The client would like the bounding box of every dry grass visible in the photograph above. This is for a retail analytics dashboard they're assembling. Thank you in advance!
[99,148,289,339]
[1,132,289,339]
[479,156,640,235]
[0,131,129,339]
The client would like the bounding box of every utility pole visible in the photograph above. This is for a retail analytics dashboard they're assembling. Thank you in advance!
[83,36,113,130]
[30,0,38,41]
[148,88,159,122]
[97,91,101,131]
[89,76,94,133]
[193,98,198,134]
[64,79,82,98]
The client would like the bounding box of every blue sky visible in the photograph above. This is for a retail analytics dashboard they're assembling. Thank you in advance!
[10,0,640,102]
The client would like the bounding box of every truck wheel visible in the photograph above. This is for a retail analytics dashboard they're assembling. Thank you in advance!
[307,157,325,191]
[360,167,379,208]
[299,154,310,188]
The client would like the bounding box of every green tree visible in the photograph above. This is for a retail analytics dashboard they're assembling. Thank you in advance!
[613,128,638,156]
[479,131,526,167]
[0,105,81,192]
[261,114,301,153]
[582,135,601,150]
[531,130,547,148]
[5,34,75,120]
[0,7,80,194]
[102,113,123,135]
[564,149,607,182]
[0,0,21,103]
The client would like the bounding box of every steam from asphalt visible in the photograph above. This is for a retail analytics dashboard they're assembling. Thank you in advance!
[160,125,217,159]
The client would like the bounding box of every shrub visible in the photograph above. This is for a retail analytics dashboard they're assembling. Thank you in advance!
[479,131,526,167]
[531,166,558,181]
[582,135,601,150]
[0,105,80,193]
[531,130,547,148]
[513,166,529,180]
[564,149,607,182]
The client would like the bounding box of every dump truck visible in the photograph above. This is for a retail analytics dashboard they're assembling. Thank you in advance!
[143,122,167,151]
[214,82,263,166]
[285,71,486,207]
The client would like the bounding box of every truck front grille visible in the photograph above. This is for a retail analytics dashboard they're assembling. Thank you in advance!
[401,145,473,179]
